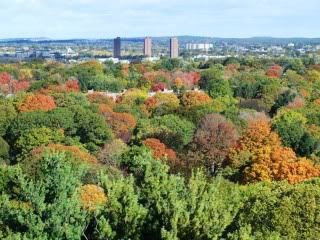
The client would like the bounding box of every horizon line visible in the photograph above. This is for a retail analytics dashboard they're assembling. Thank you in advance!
[1,35,320,41]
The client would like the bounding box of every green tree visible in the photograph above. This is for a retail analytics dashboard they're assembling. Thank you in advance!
[0,137,9,162]
[228,180,320,240]
[94,175,147,240]
[0,101,17,136]
[136,115,195,150]
[14,127,65,157]
[0,153,87,239]
[183,172,241,240]
[73,106,112,152]
[272,110,307,150]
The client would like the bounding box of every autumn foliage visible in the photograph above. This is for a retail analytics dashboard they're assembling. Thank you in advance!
[65,79,81,92]
[172,71,201,89]
[98,104,136,142]
[38,80,80,95]
[228,119,320,184]
[0,72,30,94]
[12,81,30,93]
[144,93,180,116]
[80,184,107,211]
[266,64,283,78]
[19,94,56,112]
[87,92,115,106]
[151,82,167,92]
[193,114,238,171]
[31,144,98,165]
[143,138,177,162]
[0,72,11,84]
[181,91,212,108]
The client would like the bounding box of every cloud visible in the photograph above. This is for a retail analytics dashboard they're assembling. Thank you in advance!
[0,0,319,38]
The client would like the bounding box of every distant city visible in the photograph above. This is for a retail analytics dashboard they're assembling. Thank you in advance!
[0,36,320,63]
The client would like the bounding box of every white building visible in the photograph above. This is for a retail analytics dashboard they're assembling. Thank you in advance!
[186,43,213,51]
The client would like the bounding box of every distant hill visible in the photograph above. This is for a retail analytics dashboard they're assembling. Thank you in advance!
[1,36,320,45]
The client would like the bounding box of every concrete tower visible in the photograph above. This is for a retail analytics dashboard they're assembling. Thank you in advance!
[170,37,179,58]
[144,37,152,57]
[113,37,121,58]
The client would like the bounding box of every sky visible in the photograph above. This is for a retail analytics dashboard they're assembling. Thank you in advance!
[0,0,319,39]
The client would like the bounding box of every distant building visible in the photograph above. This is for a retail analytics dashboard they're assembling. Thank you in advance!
[113,37,121,58]
[144,37,152,57]
[170,37,179,58]
[186,43,213,51]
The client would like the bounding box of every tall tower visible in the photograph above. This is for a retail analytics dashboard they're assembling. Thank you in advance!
[170,37,179,58]
[113,37,121,58]
[144,37,152,57]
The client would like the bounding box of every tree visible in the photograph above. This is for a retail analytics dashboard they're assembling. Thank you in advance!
[14,127,65,157]
[0,153,87,239]
[12,80,30,93]
[183,172,241,240]
[136,115,195,150]
[65,79,81,92]
[31,144,99,166]
[270,90,297,116]
[0,101,17,136]
[0,137,9,162]
[73,106,113,152]
[193,114,238,173]
[200,64,224,90]
[121,147,189,239]
[180,91,212,109]
[94,175,147,240]
[71,60,105,91]
[228,118,320,184]
[19,94,56,112]
[266,64,283,78]
[143,138,177,162]
[87,92,114,106]
[272,110,307,150]
[151,82,167,92]
[228,181,320,239]
[52,92,90,108]
[107,112,136,143]
[80,184,107,211]
[0,72,11,85]
[207,77,232,99]
[119,147,242,240]
[144,93,180,116]
[97,139,128,165]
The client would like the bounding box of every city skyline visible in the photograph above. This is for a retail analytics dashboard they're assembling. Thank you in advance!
[0,0,319,39]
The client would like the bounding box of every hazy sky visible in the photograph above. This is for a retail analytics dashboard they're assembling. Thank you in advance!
[0,0,319,39]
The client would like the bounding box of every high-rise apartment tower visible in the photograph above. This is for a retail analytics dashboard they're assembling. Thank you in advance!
[144,37,152,57]
[113,37,121,58]
[170,37,179,58]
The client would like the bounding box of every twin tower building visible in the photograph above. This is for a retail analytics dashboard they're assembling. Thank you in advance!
[113,37,179,59]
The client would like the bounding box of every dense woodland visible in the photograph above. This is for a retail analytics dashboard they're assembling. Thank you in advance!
[1,56,320,239]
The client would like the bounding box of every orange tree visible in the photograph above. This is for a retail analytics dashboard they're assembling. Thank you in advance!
[227,118,320,184]
[143,138,177,163]
[19,94,56,112]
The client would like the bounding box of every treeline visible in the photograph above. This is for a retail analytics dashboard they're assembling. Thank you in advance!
[1,56,320,239]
